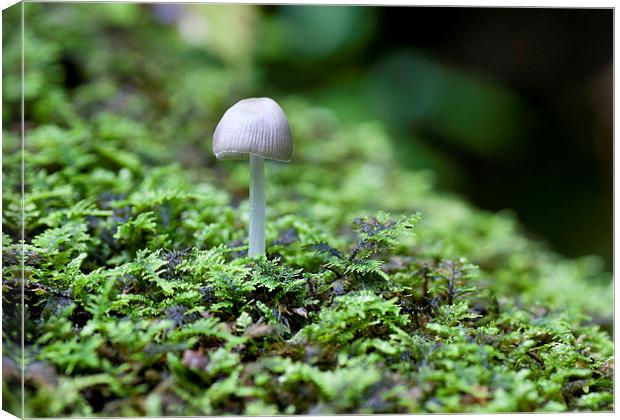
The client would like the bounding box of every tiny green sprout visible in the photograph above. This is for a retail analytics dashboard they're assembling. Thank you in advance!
[212,97,293,256]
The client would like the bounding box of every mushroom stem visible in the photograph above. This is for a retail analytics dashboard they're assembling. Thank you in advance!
[248,155,266,256]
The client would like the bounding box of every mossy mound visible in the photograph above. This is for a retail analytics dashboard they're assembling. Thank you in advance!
[2,3,613,416]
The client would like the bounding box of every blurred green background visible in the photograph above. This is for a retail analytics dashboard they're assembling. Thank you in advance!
[253,5,612,268]
[7,3,613,267]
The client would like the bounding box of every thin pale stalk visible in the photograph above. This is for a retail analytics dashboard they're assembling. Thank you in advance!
[249,155,265,256]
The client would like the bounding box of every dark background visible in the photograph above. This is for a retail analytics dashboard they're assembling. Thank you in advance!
[257,6,613,268]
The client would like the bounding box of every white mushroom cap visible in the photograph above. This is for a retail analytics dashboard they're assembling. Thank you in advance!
[212,97,292,162]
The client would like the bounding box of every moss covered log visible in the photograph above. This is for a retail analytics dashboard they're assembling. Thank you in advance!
[2,3,613,416]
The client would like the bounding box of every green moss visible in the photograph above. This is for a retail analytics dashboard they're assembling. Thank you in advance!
[2,3,613,416]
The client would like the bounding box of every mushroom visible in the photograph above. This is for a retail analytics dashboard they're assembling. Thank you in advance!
[212,97,292,257]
